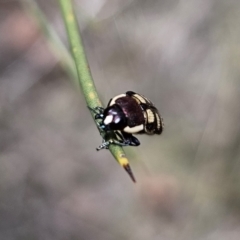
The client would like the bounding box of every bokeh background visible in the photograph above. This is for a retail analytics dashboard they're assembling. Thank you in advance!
[1,0,240,239]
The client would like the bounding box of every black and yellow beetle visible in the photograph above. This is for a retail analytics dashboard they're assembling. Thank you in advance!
[90,91,164,150]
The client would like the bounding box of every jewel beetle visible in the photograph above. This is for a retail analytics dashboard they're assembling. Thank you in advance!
[90,91,164,150]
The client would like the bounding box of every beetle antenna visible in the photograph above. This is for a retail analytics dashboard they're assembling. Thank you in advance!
[123,163,136,183]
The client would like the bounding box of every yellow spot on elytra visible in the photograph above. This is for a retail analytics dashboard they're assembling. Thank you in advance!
[146,109,155,123]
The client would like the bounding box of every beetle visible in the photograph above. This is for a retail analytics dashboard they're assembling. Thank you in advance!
[90,91,164,150]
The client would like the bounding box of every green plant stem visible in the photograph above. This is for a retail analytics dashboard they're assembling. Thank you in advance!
[58,0,136,182]
[22,0,78,83]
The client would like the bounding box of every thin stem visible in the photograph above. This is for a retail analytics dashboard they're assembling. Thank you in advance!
[58,0,135,182]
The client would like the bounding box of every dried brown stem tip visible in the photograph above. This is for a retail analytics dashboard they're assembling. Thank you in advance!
[123,164,136,183]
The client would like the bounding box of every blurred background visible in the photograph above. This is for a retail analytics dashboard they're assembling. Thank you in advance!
[1,0,240,239]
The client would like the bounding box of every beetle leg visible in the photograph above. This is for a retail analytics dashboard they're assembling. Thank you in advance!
[95,106,104,112]
[95,113,104,120]
[88,106,104,115]
[88,106,105,131]
[121,132,140,146]
[96,131,140,150]
[96,134,130,150]
[112,131,140,147]
[95,121,105,130]
[96,139,110,151]
[129,135,140,146]
[96,138,126,150]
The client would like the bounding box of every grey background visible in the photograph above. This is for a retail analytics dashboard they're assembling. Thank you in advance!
[1,0,240,239]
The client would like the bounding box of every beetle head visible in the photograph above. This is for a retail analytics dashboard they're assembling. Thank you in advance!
[103,105,127,131]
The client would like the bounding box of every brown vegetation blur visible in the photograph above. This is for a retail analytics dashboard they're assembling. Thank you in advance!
[1,0,240,239]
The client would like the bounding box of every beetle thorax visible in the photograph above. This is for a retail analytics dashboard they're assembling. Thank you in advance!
[102,105,127,130]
